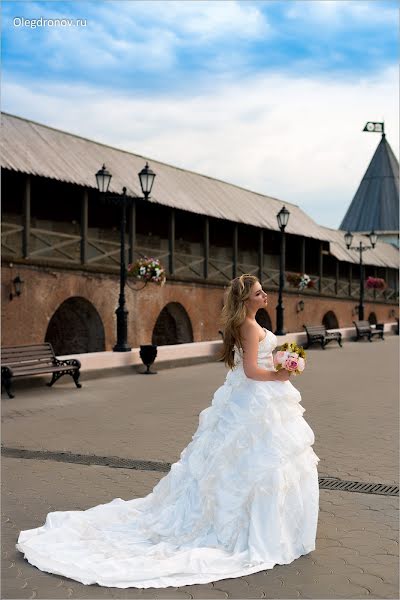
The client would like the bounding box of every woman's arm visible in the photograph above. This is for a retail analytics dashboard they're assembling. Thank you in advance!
[241,323,290,382]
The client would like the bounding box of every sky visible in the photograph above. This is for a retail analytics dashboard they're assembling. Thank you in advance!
[2,0,399,229]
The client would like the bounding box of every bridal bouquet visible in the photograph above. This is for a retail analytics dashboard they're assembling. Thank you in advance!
[274,342,306,376]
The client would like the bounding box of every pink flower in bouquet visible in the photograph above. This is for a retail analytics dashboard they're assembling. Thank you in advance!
[283,353,299,372]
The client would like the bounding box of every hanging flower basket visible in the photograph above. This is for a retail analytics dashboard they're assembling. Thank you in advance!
[127,257,166,288]
[366,276,386,290]
[286,273,315,291]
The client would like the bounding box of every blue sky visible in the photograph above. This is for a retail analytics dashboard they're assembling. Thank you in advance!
[2,0,399,228]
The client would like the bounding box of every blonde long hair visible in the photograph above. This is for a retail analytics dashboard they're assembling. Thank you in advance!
[218,274,259,369]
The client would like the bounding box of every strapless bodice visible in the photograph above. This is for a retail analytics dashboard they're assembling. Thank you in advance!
[233,328,277,371]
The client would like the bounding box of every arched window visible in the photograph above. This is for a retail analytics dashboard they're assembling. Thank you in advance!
[45,297,105,354]
[322,311,339,330]
[152,303,193,346]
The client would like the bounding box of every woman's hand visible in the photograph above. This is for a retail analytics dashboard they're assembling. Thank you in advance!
[273,369,290,382]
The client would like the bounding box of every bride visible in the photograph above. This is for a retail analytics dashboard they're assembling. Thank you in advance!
[16,274,320,589]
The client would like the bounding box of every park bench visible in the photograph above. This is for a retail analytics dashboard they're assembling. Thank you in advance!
[353,320,384,342]
[303,324,342,349]
[1,343,82,399]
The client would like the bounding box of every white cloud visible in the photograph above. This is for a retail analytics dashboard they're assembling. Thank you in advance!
[286,0,397,28]
[3,0,271,76]
[3,65,398,229]
[95,0,271,42]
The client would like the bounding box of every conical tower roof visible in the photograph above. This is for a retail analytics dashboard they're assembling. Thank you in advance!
[340,134,399,232]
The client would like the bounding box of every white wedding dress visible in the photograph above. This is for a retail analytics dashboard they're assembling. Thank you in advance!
[16,328,320,588]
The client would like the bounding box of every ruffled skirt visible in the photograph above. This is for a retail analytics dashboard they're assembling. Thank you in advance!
[16,367,320,588]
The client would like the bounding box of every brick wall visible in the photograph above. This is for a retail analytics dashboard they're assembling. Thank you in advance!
[2,263,398,350]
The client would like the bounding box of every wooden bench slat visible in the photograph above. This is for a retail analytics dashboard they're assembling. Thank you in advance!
[2,352,52,358]
[2,343,51,350]
[2,344,51,353]
[11,365,77,377]
[3,353,55,362]
[3,363,57,373]
[2,347,53,357]
[3,358,54,365]
[12,364,73,371]
[2,353,54,361]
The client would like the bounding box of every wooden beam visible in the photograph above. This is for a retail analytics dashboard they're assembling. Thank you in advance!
[169,208,175,275]
[80,189,88,264]
[335,259,339,295]
[22,175,30,258]
[232,223,238,278]
[128,198,136,265]
[203,216,209,279]
[258,228,264,282]
[318,241,323,292]
[301,237,306,274]
[348,263,352,297]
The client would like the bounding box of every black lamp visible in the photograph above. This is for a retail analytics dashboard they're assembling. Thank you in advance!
[344,231,353,249]
[138,162,156,199]
[275,206,290,335]
[276,205,290,230]
[95,164,112,193]
[9,275,24,300]
[95,162,157,352]
[344,230,377,321]
[369,230,378,248]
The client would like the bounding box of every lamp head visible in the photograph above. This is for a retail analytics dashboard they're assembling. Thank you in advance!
[369,230,378,248]
[276,206,290,230]
[138,162,156,199]
[344,231,353,249]
[95,164,112,193]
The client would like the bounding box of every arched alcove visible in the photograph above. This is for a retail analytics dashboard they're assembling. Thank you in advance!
[256,308,273,331]
[45,297,105,355]
[322,310,339,330]
[368,312,377,325]
[152,302,193,346]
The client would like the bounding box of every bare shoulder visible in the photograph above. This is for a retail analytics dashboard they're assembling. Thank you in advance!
[239,320,259,346]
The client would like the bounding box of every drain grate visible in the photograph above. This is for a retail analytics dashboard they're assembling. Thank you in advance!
[319,476,398,497]
[1,447,171,472]
[2,447,398,496]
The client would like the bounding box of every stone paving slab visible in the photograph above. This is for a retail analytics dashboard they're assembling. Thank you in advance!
[2,457,398,599]
[2,337,399,485]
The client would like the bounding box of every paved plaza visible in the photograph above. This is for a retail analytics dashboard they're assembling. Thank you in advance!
[1,336,399,599]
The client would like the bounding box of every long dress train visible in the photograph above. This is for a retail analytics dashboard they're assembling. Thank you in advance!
[16,328,320,588]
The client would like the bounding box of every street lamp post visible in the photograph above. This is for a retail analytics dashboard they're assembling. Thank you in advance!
[344,230,377,321]
[275,206,290,336]
[95,163,156,352]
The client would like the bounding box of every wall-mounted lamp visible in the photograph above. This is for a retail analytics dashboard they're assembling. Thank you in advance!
[351,305,359,316]
[296,299,305,313]
[389,308,396,318]
[9,275,24,300]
